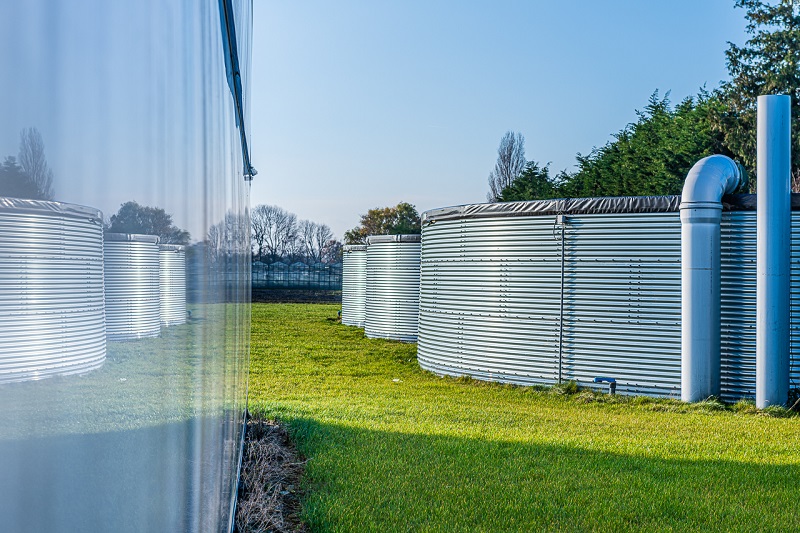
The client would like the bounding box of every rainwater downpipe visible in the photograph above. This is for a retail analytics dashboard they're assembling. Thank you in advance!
[680,155,746,402]
[556,214,566,384]
[756,94,792,408]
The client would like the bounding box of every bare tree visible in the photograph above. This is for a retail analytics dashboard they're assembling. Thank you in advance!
[297,219,316,261]
[321,239,343,264]
[312,223,333,263]
[274,210,298,260]
[207,221,224,267]
[252,204,297,262]
[18,127,54,200]
[296,220,333,263]
[284,235,305,263]
[487,131,526,202]
[207,211,250,265]
[251,203,339,263]
[251,204,270,259]
[225,211,251,257]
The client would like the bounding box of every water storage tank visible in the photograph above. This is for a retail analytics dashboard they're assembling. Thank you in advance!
[104,233,161,340]
[341,244,367,327]
[0,197,106,383]
[719,209,800,400]
[159,244,187,326]
[418,197,800,399]
[365,235,421,342]
[419,199,689,395]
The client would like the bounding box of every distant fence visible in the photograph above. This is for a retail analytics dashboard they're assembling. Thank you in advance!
[251,261,342,290]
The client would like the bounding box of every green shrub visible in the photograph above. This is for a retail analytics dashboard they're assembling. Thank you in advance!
[551,380,579,395]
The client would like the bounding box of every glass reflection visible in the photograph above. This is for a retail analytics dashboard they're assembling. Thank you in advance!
[0,1,251,531]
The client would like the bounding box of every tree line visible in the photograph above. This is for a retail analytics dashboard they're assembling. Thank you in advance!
[490,0,800,202]
[102,198,422,262]
[97,200,344,266]
[251,204,342,264]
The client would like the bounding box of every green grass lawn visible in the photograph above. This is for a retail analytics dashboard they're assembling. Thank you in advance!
[248,303,800,532]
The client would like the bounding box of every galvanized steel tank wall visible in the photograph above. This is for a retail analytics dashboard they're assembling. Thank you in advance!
[365,235,421,342]
[159,244,187,326]
[0,198,106,383]
[104,233,161,340]
[720,211,800,400]
[419,215,563,384]
[342,245,367,327]
[418,199,800,400]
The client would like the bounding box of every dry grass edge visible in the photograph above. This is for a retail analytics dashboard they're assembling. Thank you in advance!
[235,418,307,533]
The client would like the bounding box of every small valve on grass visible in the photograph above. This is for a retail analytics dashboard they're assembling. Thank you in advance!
[593,376,617,395]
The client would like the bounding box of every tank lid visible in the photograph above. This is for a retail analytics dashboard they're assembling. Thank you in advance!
[421,193,800,224]
[722,193,800,211]
[343,244,367,252]
[0,196,103,219]
[159,244,185,252]
[422,196,680,224]
[104,233,160,244]
[366,234,421,244]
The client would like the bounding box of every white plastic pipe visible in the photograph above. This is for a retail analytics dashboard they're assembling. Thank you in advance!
[681,155,746,402]
[756,94,792,408]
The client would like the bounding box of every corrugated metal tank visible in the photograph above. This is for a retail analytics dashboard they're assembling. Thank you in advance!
[104,233,161,340]
[365,234,421,342]
[419,215,562,384]
[0,197,106,383]
[720,211,800,400]
[418,197,800,400]
[563,211,682,396]
[341,244,367,327]
[159,244,187,326]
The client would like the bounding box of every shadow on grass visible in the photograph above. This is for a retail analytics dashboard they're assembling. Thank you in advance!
[281,417,800,533]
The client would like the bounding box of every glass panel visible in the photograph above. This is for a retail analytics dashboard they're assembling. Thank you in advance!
[0,1,251,531]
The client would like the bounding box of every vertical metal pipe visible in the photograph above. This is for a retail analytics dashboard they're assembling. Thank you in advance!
[756,94,792,408]
[557,215,566,384]
[681,204,723,401]
[680,155,745,402]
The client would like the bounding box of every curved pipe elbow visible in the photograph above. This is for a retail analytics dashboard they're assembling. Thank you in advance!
[681,155,746,206]
[680,154,745,402]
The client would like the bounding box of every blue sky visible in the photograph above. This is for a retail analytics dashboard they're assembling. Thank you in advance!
[250,1,749,239]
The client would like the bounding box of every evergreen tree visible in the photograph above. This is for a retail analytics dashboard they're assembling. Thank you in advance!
[0,156,41,200]
[713,0,800,190]
[497,161,559,201]
[559,91,729,197]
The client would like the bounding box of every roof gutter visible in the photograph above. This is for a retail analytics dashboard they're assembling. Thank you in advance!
[219,0,257,181]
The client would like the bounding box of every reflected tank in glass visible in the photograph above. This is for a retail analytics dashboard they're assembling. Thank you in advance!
[0,1,253,531]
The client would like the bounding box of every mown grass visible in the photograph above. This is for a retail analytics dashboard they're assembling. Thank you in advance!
[248,303,800,532]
